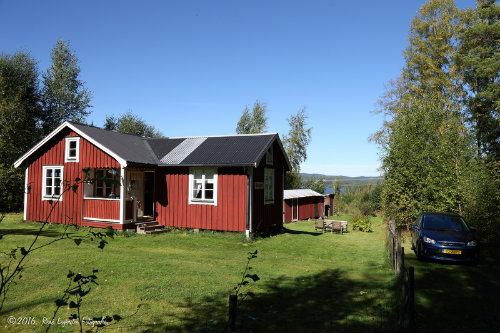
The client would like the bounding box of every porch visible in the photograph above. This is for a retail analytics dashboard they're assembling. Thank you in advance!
[81,167,155,229]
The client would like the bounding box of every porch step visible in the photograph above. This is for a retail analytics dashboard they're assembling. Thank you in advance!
[136,221,166,234]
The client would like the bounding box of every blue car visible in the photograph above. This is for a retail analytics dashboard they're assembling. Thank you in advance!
[411,213,479,263]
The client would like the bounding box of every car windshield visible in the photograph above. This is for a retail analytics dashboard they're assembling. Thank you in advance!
[422,215,469,231]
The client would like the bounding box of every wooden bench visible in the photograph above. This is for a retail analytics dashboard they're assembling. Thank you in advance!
[314,218,327,232]
[315,219,348,234]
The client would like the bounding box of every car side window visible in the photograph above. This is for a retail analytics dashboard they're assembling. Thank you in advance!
[416,215,422,228]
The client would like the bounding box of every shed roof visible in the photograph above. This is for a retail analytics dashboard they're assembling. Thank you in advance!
[14,122,291,170]
[284,189,324,200]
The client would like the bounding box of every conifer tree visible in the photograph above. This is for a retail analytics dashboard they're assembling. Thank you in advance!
[42,39,92,133]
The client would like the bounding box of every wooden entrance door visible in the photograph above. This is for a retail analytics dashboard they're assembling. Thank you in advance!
[144,172,155,217]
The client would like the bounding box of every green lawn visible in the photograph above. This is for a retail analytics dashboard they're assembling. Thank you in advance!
[0,214,497,332]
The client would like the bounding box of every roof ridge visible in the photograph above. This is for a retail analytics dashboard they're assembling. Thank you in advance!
[70,121,153,139]
[167,132,278,139]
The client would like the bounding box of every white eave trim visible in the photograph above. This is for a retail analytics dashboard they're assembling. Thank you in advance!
[13,122,128,168]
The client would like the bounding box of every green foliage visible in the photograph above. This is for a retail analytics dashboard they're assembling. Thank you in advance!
[0,51,43,212]
[41,39,92,133]
[284,171,302,190]
[104,111,162,137]
[456,0,500,159]
[236,100,268,134]
[352,213,372,232]
[302,176,326,194]
[334,182,383,217]
[372,0,491,230]
[282,107,312,173]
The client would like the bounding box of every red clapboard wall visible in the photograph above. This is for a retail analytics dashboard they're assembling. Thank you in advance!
[25,128,120,226]
[155,167,248,232]
[284,196,324,222]
[252,139,285,231]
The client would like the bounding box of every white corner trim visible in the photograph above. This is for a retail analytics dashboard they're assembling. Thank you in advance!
[120,165,126,224]
[24,167,28,220]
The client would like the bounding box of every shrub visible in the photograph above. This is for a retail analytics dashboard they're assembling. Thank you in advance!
[352,214,372,232]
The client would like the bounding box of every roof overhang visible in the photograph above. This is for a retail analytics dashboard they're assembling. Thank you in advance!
[13,121,128,168]
[255,134,292,171]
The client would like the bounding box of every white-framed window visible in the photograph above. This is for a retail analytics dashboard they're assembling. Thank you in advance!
[42,166,64,201]
[65,137,80,162]
[264,168,274,204]
[189,167,218,205]
[266,146,273,165]
[94,168,120,198]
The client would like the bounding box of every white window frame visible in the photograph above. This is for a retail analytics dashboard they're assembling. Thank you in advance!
[264,168,274,204]
[65,137,80,162]
[189,167,218,205]
[266,146,273,165]
[42,165,64,201]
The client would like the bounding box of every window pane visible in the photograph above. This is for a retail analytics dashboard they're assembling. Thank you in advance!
[194,170,203,180]
[69,148,76,157]
[96,187,104,197]
[69,141,77,149]
[54,169,61,178]
[46,187,52,196]
[193,182,202,199]
[96,170,104,178]
[205,182,214,190]
[205,169,214,180]
[205,190,213,200]
[46,178,52,187]
[47,169,53,178]
[54,186,60,195]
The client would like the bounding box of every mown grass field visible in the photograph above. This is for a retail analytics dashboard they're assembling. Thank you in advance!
[0,213,498,332]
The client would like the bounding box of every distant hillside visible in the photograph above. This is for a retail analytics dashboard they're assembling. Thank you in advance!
[299,173,384,187]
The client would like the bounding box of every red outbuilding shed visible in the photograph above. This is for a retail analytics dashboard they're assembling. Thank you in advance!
[283,189,324,222]
[14,121,291,236]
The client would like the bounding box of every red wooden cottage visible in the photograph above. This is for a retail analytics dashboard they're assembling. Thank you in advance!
[283,189,324,222]
[14,122,290,236]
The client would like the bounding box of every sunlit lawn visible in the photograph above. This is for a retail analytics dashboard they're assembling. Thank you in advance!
[0,213,497,332]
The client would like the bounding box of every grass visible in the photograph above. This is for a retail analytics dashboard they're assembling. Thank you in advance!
[0,213,497,332]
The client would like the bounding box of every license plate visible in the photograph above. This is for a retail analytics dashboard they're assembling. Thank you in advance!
[443,249,462,255]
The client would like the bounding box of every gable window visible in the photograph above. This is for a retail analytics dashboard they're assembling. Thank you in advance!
[266,146,273,165]
[42,166,64,201]
[264,168,274,204]
[65,137,80,162]
[189,168,217,205]
[94,169,120,198]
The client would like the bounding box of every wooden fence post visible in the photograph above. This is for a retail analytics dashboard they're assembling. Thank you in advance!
[409,266,415,331]
[228,294,237,332]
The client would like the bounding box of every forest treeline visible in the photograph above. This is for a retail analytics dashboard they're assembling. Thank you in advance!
[374,0,498,243]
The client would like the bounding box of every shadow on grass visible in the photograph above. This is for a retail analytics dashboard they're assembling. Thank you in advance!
[282,228,323,236]
[143,269,399,333]
[0,228,65,238]
[404,245,500,333]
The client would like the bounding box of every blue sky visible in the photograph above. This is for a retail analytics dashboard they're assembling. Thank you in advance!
[0,0,476,177]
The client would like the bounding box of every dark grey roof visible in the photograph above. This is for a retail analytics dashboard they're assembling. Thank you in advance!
[179,135,276,166]
[69,123,289,169]
[71,122,160,165]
